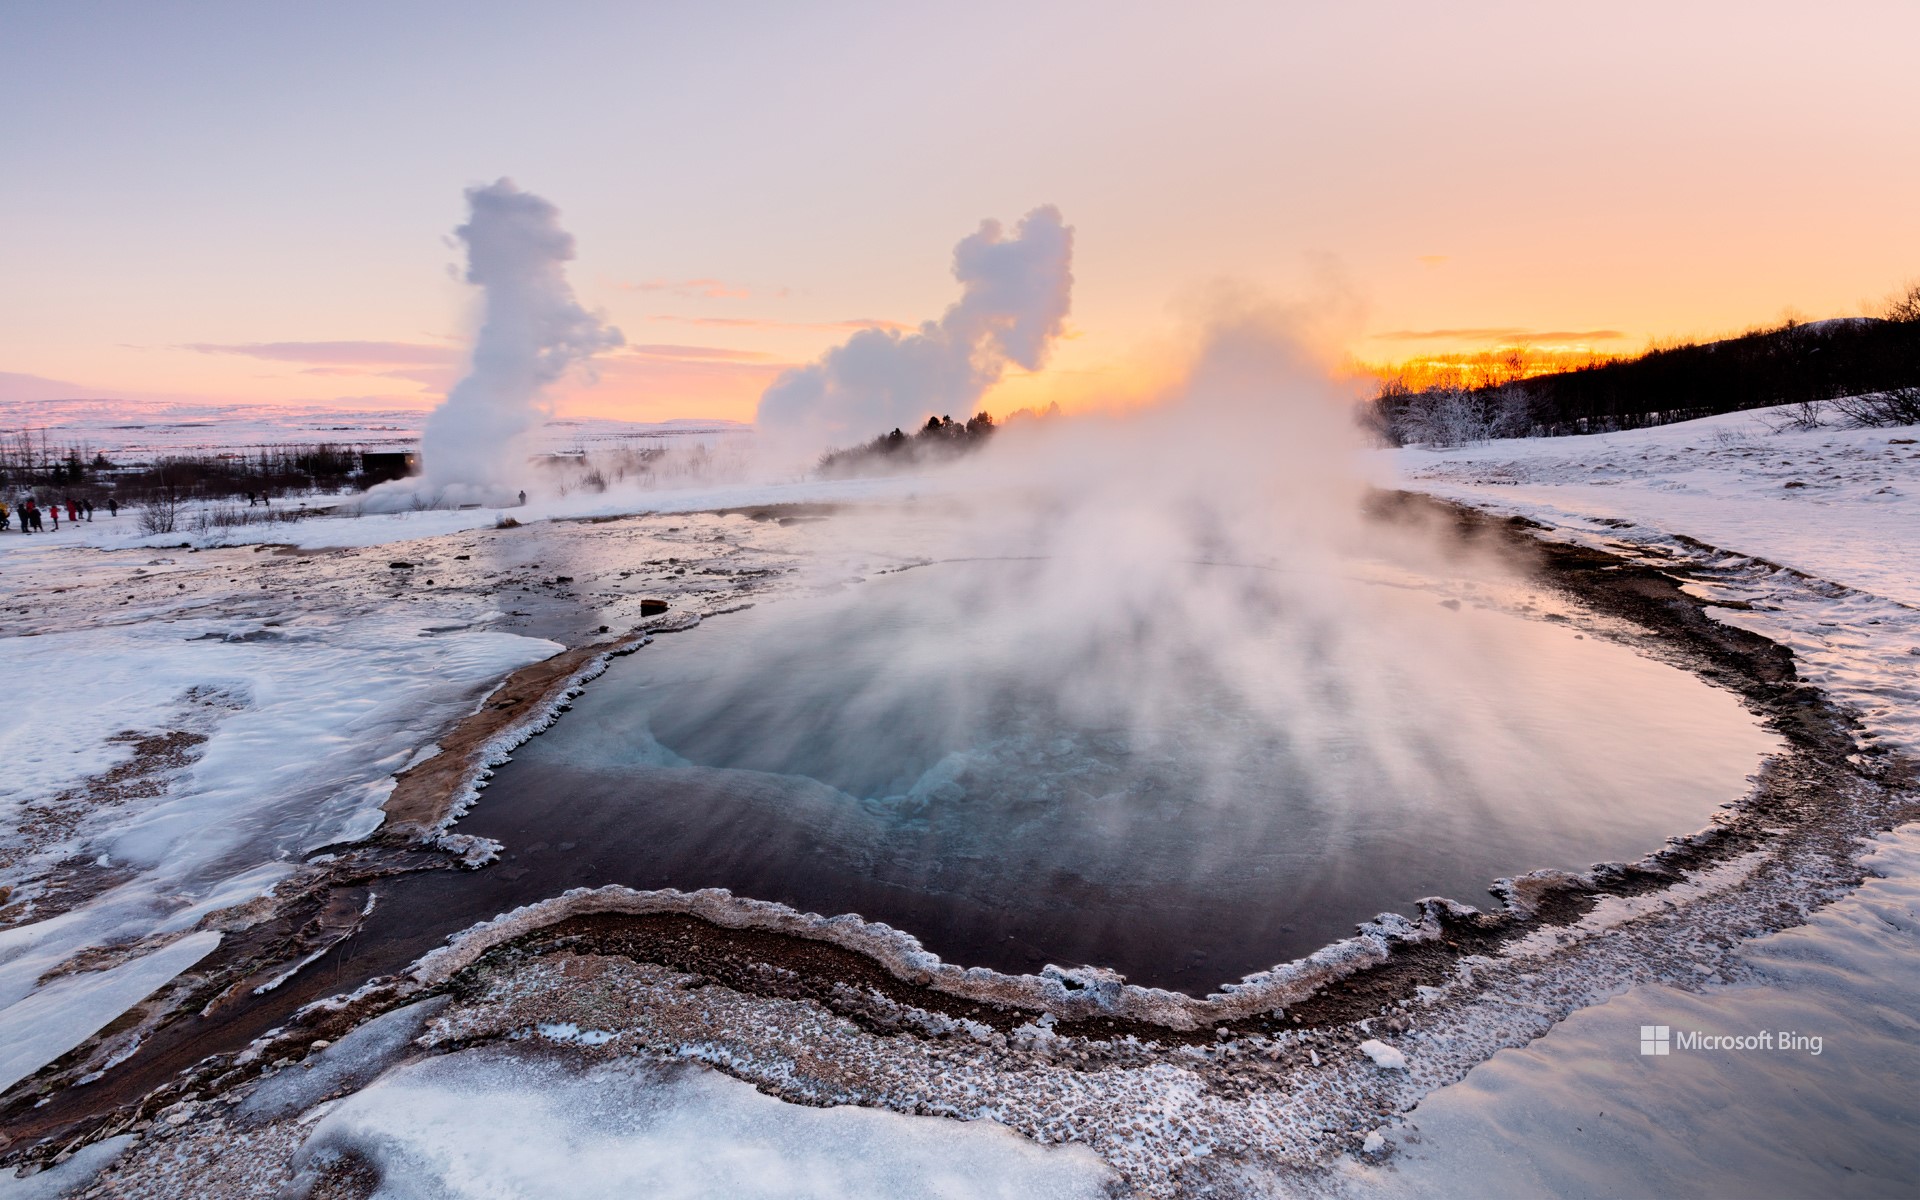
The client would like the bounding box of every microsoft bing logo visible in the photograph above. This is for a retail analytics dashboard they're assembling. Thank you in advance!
[1640,1025,1670,1055]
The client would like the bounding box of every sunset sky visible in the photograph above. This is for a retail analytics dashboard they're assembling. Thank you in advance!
[4,1,1917,423]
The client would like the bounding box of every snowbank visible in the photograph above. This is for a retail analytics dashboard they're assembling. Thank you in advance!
[288,1049,1115,1199]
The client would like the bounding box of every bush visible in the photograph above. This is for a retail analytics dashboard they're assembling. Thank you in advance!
[1375,387,1531,447]
[139,490,180,535]
[1827,387,1920,428]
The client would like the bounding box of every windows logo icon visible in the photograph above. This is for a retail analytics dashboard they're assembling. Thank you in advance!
[1640,1025,1670,1056]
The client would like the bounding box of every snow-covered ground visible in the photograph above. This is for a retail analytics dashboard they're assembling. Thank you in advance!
[0,398,745,461]
[1,402,1914,1197]
[0,559,563,1093]
[1375,410,1920,753]
[0,479,872,1103]
[1331,406,1920,1197]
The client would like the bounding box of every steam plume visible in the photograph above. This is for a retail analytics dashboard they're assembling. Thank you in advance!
[370,180,621,508]
[755,206,1072,456]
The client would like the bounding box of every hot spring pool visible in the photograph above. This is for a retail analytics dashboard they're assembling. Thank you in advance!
[458,561,1778,993]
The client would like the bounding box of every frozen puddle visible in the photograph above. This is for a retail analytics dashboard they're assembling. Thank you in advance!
[456,560,1778,992]
[287,1048,1114,1199]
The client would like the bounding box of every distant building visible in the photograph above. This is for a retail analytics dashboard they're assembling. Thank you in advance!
[360,451,419,485]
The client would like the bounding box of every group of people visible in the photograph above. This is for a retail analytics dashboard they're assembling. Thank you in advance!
[2,496,116,532]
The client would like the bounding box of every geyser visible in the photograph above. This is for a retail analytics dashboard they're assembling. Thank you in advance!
[367,180,621,509]
[755,205,1072,460]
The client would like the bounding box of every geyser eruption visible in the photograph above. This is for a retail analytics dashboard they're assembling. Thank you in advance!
[755,205,1072,458]
[368,180,621,509]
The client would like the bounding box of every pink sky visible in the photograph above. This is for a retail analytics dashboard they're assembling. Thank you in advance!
[3,2,1916,424]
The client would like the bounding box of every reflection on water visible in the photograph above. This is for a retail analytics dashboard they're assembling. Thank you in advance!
[467,563,1777,993]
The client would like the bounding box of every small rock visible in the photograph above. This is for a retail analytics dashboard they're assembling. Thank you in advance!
[389,561,414,569]
[639,599,669,615]
[1362,1130,1386,1155]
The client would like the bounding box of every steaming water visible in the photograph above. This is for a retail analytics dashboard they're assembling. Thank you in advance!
[468,562,1776,993]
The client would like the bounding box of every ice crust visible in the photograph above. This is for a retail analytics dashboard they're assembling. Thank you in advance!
[407,883,1466,1031]
[0,932,220,1095]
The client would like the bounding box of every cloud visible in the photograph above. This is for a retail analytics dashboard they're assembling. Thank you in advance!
[0,370,115,404]
[619,278,759,300]
[624,344,777,362]
[1369,327,1625,343]
[647,314,910,333]
[183,340,462,366]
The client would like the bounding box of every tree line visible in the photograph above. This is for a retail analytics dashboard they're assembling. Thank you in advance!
[817,412,998,477]
[1368,285,1920,446]
[1,438,371,504]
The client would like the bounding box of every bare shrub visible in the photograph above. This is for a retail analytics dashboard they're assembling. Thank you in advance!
[1398,389,1483,447]
[188,504,319,534]
[1759,400,1828,433]
[1828,388,1920,428]
[139,488,181,535]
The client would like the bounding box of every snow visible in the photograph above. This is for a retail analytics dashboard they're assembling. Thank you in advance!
[1357,1040,1408,1071]
[0,473,918,556]
[0,931,219,1094]
[1335,823,1920,1198]
[1381,409,1920,758]
[1328,403,1920,1195]
[3,399,1914,1196]
[0,594,560,1092]
[0,1135,135,1200]
[1381,408,1920,608]
[0,398,744,461]
[287,1049,1116,1199]
[240,998,449,1125]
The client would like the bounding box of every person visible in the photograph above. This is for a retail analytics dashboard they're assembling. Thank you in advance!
[107,497,118,517]
[0,501,9,531]
[67,499,79,523]
[246,490,256,507]
[83,498,94,521]
[46,500,58,530]
[29,500,43,532]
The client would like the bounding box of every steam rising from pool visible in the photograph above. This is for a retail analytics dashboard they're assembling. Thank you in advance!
[468,303,1777,988]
